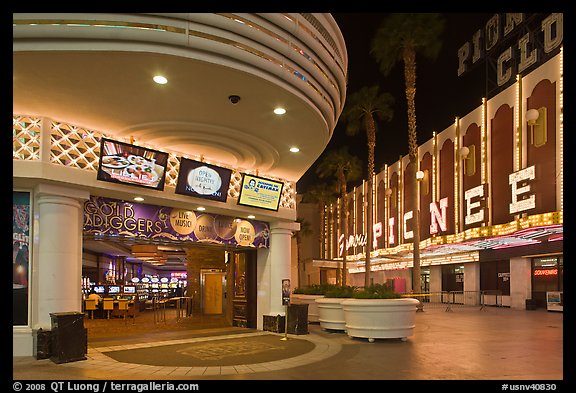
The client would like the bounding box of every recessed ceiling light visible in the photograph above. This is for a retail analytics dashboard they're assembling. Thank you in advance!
[247,215,256,219]
[289,147,300,153]
[153,75,168,85]
[274,107,286,115]
[197,207,206,211]
[133,197,144,202]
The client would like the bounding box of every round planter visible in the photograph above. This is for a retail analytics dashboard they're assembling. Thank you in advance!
[315,297,350,331]
[290,294,324,323]
[341,298,420,342]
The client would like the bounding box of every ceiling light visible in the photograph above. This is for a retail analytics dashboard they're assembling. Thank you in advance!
[153,75,168,85]
[133,197,144,202]
[197,207,206,211]
[289,147,300,153]
[247,215,256,219]
[274,107,286,115]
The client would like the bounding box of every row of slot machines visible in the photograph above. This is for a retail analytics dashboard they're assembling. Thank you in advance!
[92,284,138,301]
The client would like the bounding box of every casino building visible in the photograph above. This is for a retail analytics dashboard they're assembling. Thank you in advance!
[309,13,563,311]
[13,13,347,356]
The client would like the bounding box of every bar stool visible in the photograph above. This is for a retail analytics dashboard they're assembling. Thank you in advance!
[84,299,97,319]
[117,299,129,324]
[102,298,114,319]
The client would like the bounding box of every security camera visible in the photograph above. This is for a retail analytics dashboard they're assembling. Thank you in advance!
[228,95,241,104]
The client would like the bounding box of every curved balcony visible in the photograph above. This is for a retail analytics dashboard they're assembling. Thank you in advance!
[13,13,348,183]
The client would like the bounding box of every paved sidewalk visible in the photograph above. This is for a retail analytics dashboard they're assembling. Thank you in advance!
[13,307,564,382]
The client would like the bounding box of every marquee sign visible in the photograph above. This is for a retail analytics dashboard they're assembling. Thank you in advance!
[83,196,270,248]
[338,164,542,256]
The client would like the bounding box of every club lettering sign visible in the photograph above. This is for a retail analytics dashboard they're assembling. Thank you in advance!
[84,196,269,248]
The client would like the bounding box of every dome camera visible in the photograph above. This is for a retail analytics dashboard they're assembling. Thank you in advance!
[228,95,241,104]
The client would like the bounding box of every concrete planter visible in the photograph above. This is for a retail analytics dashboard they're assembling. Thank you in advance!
[315,297,349,331]
[291,294,324,323]
[341,298,420,342]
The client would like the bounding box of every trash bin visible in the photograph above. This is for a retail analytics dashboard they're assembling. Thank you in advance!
[49,312,87,364]
[262,304,309,335]
[287,303,309,335]
[33,328,52,360]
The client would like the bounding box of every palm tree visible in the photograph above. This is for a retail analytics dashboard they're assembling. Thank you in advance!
[316,146,362,286]
[371,13,445,294]
[294,217,313,287]
[339,85,394,287]
[302,183,338,260]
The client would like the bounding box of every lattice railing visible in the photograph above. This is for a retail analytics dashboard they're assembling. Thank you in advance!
[13,115,41,160]
[13,115,296,209]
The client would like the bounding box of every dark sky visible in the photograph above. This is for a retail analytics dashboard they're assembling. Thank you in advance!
[297,13,494,194]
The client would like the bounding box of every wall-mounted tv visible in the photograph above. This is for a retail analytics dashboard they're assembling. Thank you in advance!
[237,174,283,211]
[97,138,168,191]
[175,158,232,202]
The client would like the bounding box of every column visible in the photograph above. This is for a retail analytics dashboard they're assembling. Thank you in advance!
[34,183,89,329]
[269,221,299,315]
[510,257,532,310]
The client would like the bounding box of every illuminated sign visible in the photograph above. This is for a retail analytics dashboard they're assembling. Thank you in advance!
[465,184,489,226]
[175,158,232,202]
[237,174,283,211]
[509,165,536,214]
[97,138,168,191]
[430,197,449,234]
[457,13,563,90]
[534,269,558,276]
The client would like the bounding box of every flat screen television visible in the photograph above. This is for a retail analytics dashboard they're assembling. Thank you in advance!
[97,138,168,191]
[123,286,136,294]
[175,158,232,202]
[93,285,105,294]
[237,173,283,211]
[108,285,121,294]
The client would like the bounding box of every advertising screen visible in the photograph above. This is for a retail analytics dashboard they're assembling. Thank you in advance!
[123,286,136,294]
[175,158,232,202]
[237,174,283,211]
[108,285,121,294]
[93,285,105,294]
[97,138,168,191]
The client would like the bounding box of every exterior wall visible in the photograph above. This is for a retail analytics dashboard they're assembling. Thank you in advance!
[319,42,562,310]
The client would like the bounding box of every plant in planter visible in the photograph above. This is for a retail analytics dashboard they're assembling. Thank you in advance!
[342,284,420,342]
[291,284,339,323]
[315,285,356,331]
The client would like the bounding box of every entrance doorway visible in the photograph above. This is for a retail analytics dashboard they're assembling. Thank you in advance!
[200,269,226,315]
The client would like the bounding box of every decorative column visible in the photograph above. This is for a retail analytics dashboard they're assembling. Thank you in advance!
[34,183,89,330]
[267,221,300,316]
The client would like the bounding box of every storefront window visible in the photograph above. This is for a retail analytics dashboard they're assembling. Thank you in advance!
[480,260,510,295]
[532,256,563,292]
[441,264,464,291]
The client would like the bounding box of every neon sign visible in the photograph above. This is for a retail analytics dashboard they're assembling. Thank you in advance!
[533,269,557,276]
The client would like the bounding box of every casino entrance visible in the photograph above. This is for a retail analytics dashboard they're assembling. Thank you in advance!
[81,238,258,341]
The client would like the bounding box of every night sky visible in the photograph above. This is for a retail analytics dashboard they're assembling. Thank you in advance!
[297,13,496,194]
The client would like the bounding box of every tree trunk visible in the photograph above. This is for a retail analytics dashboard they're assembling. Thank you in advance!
[364,115,376,288]
[339,170,348,287]
[404,46,421,293]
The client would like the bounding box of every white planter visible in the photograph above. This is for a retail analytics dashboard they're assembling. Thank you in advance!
[291,294,324,323]
[341,298,420,342]
[315,297,350,331]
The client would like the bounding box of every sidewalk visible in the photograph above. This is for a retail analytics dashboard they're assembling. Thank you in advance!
[13,307,564,381]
